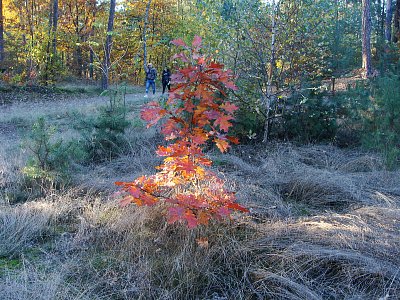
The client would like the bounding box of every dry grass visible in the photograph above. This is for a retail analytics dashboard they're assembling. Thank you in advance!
[0,142,27,204]
[1,92,400,299]
[0,201,59,257]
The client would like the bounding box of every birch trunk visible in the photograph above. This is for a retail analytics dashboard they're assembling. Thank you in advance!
[143,0,152,71]
[0,0,4,64]
[362,0,372,78]
[262,0,278,143]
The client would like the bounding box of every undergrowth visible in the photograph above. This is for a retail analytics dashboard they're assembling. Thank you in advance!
[1,144,399,299]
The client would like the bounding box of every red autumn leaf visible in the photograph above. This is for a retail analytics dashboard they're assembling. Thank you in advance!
[171,38,187,47]
[168,206,185,224]
[120,195,134,207]
[192,35,202,48]
[197,56,205,65]
[226,202,249,212]
[221,102,239,114]
[184,209,198,228]
[224,80,238,91]
[227,136,240,144]
[184,99,196,112]
[214,114,234,132]
[128,186,142,198]
[141,193,158,206]
[217,206,231,217]
[161,119,179,139]
[197,156,213,166]
[209,62,225,69]
[176,158,197,175]
[204,110,219,120]
[171,73,185,84]
[172,52,189,63]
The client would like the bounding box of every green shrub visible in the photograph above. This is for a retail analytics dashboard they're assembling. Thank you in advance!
[21,117,75,191]
[361,75,400,169]
[75,88,130,162]
[332,82,370,147]
[276,89,337,143]
[335,75,400,169]
[232,105,264,143]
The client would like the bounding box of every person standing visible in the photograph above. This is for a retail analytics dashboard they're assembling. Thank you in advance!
[144,63,157,97]
[161,67,171,95]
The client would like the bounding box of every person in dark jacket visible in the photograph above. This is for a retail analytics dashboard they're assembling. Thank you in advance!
[144,63,157,97]
[161,67,171,95]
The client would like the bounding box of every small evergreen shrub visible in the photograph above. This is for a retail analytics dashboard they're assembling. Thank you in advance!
[232,105,264,143]
[21,117,74,192]
[362,75,400,169]
[75,88,130,162]
[276,89,337,143]
[334,75,400,169]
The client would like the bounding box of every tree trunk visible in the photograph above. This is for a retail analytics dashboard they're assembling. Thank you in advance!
[393,0,400,42]
[143,0,152,72]
[52,0,58,56]
[0,0,4,64]
[362,0,372,78]
[101,0,116,90]
[385,0,394,42]
[44,0,55,83]
[89,48,94,79]
[262,0,278,143]
[89,1,96,80]
[75,43,83,77]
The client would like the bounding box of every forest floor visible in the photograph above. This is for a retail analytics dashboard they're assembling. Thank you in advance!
[0,87,399,299]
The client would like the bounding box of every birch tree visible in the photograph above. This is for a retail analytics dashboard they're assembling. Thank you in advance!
[143,0,152,71]
[362,0,372,77]
[0,0,4,64]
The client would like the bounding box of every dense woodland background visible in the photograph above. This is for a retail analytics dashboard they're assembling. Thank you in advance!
[1,0,400,147]
[1,1,400,299]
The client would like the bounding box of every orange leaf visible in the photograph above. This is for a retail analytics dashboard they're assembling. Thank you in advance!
[214,138,230,153]
[191,128,209,145]
[196,237,209,248]
[197,211,211,225]
[141,103,167,126]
